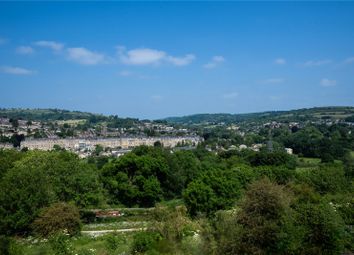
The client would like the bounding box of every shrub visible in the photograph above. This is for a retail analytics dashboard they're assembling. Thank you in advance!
[32,202,81,237]
[104,234,125,252]
[0,235,24,255]
[49,231,74,255]
[131,231,161,254]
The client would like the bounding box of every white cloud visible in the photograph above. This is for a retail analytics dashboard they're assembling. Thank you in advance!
[320,78,337,87]
[204,55,225,69]
[67,47,105,65]
[120,48,166,65]
[223,92,239,99]
[303,59,331,67]
[34,40,64,51]
[344,57,354,64]
[118,46,195,66]
[262,78,284,84]
[16,46,34,55]
[166,54,195,66]
[274,58,286,65]
[1,66,36,75]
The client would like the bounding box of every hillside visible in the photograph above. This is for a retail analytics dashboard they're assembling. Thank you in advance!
[164,106,354,125]
[0,108,106,121]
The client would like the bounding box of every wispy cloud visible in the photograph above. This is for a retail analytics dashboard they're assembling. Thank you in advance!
[262,78,284,84]
[343,57,354,64]
[118,46,195,66]
[222,92,239,99]
[34,40,64,51]
[1,66,36,75]
[166,54,195,66]
[274,58,286,65]
[303,59,332,67]
[16,46,35,55]
[67,47,105,65]
[320,78,337,87]
[204,56,225,69]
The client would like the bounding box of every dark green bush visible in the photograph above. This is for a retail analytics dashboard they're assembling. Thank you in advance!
[131,231,161,254]
[32,202,81,237]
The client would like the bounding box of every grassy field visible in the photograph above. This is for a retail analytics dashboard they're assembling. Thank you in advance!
[82,221,149,231]
[56,119,87,126]
[14,207,156,255]
[17,232,135,255]
[296,157,321,170]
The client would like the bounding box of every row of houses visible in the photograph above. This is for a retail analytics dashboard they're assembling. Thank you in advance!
[20,136,202,151]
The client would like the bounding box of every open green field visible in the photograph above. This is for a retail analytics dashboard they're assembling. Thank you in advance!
[17,232,136,255]
[56,119,87,126]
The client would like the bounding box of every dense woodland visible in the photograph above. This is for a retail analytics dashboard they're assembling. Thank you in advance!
[0,108,353,254]
[0,130,353,254]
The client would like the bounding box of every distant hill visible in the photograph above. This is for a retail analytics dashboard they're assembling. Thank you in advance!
[0,108,106,121]
[164,106,354,125]
[1,106,354,125]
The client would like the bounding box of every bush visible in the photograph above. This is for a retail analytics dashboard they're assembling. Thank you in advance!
[131,231,161,254]
[49,231,74,255]
[32,202,81,237]
[0,235,24,255]
[299,164,348,194]
[104,234,125,252]
[183,168,242,217]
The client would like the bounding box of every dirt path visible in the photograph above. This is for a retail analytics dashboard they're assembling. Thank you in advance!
[82,228,147,237]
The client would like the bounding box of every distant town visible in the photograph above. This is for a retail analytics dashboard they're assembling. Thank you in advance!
[0,116,203,158]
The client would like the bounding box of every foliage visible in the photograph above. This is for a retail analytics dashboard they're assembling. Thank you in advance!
[293,202,346,254]
[131,231,161,254]
[101,148,169,207]
[231,178,294,254]
[0,235,24,255]
[0,150,103,235]
[247,151,297,169]
[32,203,82,237]
[49,231,74,255]
[0,154,54,235]
[298,164,348,194]
[0,149,23,180]
[104,233,126,253]
[152,205,197,242]
[183,168,242,217]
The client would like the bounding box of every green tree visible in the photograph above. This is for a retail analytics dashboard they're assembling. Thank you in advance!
[101,150,168,207]
[0,153,54,234]
[225,178,296,255]
[294,202,346,254]
[0,149,23,180]
[183,181,216,217]
[184,168,242,217]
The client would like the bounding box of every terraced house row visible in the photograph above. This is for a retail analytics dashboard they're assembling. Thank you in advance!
[20,136,202,151]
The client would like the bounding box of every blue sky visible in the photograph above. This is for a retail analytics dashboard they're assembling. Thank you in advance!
[0,2,354,119]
